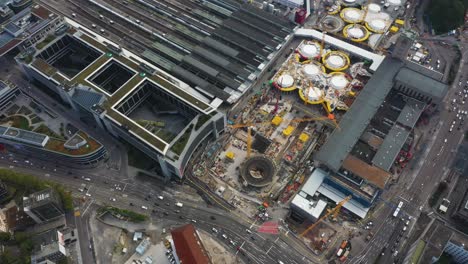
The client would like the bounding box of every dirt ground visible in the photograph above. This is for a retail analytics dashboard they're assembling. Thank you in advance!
[198,230,242,264]
[89,213,136,264]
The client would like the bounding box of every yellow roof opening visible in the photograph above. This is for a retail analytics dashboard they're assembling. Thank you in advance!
[271,115,283,126]
[299,133,309,142]
[395,19,405,26]
[390,26,399,33]
[225,151,235,160]
[283,126,294,136]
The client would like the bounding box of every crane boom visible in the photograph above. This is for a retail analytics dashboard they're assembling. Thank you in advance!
[300,196,352,237]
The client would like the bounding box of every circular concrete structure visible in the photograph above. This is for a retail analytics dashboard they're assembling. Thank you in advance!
[322,51,350,71]
[340,8,364,23]
[343,24,370,42]
[388,0,402,5]
[367,3,381,13]
[277,74,294,88]
[240,156,276,187]
[303,63,322,77]
[321,15,345,33]
[329,72,349,90]
[299,86,324,104]
[300,43,321,58]
[366,19,387,33]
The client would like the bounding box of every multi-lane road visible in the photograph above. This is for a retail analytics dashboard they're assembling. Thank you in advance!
[0,151,312,264]
[350,33,468,263]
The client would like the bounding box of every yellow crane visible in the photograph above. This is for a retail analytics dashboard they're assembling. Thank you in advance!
[300,195,352,237]
[228,116,335,158]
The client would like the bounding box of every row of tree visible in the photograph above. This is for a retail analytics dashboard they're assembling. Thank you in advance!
[0,168,73,210]
[427,0,468,34]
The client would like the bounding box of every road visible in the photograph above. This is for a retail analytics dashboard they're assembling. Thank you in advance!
[349,31,468,263]
[0,153,311,264]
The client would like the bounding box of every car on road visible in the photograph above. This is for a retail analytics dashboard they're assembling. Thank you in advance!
[163,212,169,216]
[230,240,236,246]
[212,228,218,233]
[222,234,228,239]
[129,202,133,206]
[154,202,160,206]
[246,229,252,234]
[191,219,197,223]
[84,177,91,182]
[85,193,91,197]
[109,197,116,202]
[141,206,148,210]
[158,196,164,200]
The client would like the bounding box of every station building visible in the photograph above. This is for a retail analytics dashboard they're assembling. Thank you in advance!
[16,19,226,181]
[311,57,447,219]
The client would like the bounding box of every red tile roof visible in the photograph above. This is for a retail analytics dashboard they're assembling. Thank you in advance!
[171,224,212,264]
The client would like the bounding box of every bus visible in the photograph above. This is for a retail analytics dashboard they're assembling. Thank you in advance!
[393,201,404,217]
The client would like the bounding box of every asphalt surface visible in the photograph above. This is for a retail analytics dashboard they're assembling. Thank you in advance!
[0,152,311,264]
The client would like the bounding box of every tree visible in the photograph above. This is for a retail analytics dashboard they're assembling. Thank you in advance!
[427,0,466,34]
[0,232,11,242]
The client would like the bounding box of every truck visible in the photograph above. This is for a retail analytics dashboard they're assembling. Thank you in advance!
[175,202,183,208]
[337,248,344,257]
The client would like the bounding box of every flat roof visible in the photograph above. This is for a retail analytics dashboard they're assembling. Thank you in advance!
[295,28,386,71]
[28,24,217,154]
[317,182,370,219]
[0,125,49,147]
[315,58,403,172]
[395,67,448,101]
[372,125,411,171]
[396,97,426,128]
[342,155,391,189]
[291,196,327,219]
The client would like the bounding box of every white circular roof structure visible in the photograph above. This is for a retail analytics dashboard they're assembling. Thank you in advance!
[277,74,294,88]
[348,27,365,38]
[327,55,346,69]
[343,0,356,3]
[330,75,349,90]
[369,19,386,31]
[388,0,402,5]
[367,3,381,13]
[306,87,323,101]
[301,44,320,58]
[343,8,363,22]
[380,12,390,20]
[303,64,321,77]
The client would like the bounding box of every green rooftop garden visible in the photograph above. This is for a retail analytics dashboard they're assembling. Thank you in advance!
[106,109,167,151]
[195,114,211,130]
[44,131,102,156]
[32,59,57,77]
[171,124,193,155]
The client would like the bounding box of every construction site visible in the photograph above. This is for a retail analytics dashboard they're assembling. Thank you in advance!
[317,0,408,50]
[190,19,386,249]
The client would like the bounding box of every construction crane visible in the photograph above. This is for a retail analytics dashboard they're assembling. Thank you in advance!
[300,195,352,237]
[362,0,372,22]
[319,31,327,59]
[228,116,335,157]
